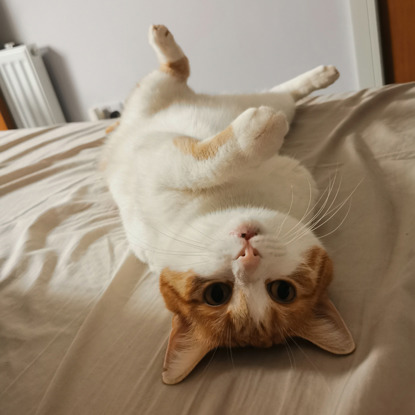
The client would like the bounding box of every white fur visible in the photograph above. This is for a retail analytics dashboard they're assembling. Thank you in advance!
[103,25,340,317]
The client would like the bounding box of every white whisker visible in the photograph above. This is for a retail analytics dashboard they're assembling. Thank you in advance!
[289,337,332,392]
[126,231,210,257]
[202,347,219,376]
[227,327,235,370]
[178,259,214,267]
[138,216,213,251]
[311,177,363,234]
[317,199,352,240]
[276,185,294,238]
[284,172,342,245]
[282,169,340,241]
[282,173,314,237]
[283,339,296,370]
[307,172,344,231]
[311,193,351,233]
[188,222,223,243]
[277,326,296,370]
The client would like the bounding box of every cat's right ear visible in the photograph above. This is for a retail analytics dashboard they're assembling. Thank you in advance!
[162,314,211,385]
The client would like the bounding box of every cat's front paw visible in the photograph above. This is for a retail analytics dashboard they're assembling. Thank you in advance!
[233,107,289,157]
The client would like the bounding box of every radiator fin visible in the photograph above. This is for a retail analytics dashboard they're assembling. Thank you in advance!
[0,45,65,128]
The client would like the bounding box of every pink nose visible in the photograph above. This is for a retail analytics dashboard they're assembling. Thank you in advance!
[240,231,257,240]
[230,225,259,241]
[237,243,260,270]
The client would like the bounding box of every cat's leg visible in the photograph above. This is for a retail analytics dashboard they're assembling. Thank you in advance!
[123,25,192,117]
[155,106,288,189]
[271,65,339,101]
[205,65,339,124]
[148,24,190,82]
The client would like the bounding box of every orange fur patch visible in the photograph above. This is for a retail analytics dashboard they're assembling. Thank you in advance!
[160,268,282,347]
[105,121,120,134]
[159,246,335,349]
[161,56,190,81]
[160,268,195,315]
[173,126,234,160]
[306,245,333,292]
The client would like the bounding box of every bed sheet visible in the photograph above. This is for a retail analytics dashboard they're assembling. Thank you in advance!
[1,83,415,415]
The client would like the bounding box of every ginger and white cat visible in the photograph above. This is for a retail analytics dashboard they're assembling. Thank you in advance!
[102,25,355,385]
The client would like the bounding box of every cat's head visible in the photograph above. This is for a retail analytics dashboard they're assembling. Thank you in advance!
[159,208,355,384]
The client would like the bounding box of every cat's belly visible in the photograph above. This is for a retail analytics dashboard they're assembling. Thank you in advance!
[151,154,317,224]
[203,155,317,221]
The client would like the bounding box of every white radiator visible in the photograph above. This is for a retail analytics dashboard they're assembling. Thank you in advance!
[0,45,65,128]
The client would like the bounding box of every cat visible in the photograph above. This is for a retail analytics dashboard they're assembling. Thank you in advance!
[102,24,355,385]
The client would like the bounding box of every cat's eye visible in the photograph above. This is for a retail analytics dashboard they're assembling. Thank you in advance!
[203,283,232,306]
[267,280,296,303]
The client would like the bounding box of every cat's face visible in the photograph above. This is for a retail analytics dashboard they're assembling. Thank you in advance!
[159,209,355,384]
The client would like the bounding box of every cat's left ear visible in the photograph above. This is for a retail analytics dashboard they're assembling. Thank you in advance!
[296,296,355,355]
[162,314,212,385]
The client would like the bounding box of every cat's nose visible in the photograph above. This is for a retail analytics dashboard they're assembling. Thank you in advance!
[230,225,259,241]
[237,243,260,270]
[240,231,257,240]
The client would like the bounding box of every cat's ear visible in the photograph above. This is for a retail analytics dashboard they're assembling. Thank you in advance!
[163,314,212,385]
[297,296,355,355]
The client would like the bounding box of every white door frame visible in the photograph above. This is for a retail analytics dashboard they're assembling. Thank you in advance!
[349,0,384,88]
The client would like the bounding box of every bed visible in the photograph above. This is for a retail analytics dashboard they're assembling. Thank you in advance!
[1,83,414,415]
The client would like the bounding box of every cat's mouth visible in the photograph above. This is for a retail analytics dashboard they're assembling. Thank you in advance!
[234,241,261,271]
[235,242,260,259]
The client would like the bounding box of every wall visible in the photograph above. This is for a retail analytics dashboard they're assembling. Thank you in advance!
[0,0,359,122]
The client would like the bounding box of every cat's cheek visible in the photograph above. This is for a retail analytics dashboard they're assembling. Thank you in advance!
[159,268,194,314]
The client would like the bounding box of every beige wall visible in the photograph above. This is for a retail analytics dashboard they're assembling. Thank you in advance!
[0,0,359,121]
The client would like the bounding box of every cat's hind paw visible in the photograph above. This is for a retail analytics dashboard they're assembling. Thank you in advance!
[149,24,184,63]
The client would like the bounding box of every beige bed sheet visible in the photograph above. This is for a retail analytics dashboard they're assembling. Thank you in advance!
[1,83,415,414]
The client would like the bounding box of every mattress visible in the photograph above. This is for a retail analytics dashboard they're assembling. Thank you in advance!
[1,83,415,414]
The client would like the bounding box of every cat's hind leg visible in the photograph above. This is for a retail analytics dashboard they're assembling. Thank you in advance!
[149,25,190,82]
[271,65,339,101]
[122,25,192,116]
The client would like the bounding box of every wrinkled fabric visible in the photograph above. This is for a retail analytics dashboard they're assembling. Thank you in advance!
[0,84,415,415]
